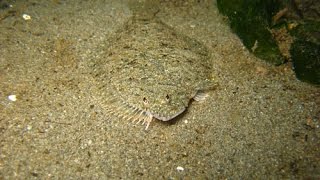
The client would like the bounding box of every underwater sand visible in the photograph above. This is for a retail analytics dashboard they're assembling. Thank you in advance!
[0,0,319,179]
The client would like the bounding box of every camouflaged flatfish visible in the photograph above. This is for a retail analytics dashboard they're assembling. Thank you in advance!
[92,3,215,129]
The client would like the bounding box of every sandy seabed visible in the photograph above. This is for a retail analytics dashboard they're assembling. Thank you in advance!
[0,0,319,179]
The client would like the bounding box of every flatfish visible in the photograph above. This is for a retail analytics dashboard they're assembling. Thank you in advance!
[92,2,216,129]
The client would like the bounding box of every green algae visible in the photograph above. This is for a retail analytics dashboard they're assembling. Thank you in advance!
[217,0,285,65]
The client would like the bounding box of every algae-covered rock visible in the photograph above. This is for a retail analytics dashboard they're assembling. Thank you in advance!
[217,0,285,65]
[290,21,320,85]
[217,0,320,85]
[291,40,320,85]
[290,21,320,45]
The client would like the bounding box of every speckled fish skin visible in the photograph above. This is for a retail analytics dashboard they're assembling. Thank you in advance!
[93,3,215,129]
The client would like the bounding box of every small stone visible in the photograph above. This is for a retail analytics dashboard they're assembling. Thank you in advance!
[87,139,93,145]
[22,14,31,20]
[27,125,32,130]
[8,95,17,101]
[176,166,184,172]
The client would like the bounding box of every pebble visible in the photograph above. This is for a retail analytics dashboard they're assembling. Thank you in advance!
[8,95,17,101]
[176,166,184,172]
[22,14,31,20]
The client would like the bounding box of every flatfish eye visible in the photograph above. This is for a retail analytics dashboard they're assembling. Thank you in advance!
[143,97,149,104]
[165,94,170,102]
